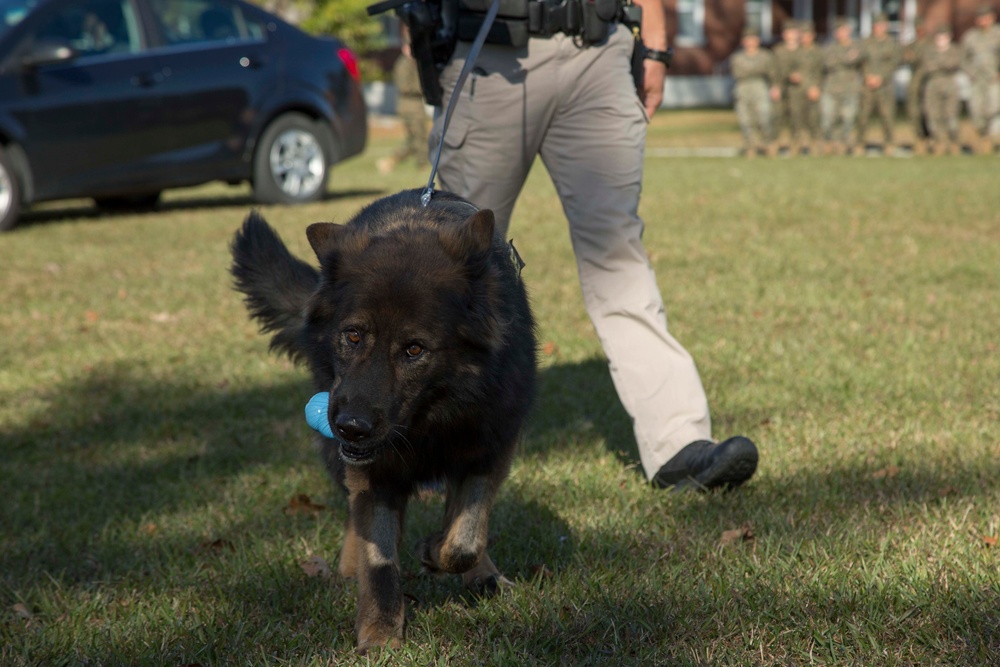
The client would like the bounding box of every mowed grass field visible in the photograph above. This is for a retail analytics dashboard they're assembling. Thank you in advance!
[2,110,999,665]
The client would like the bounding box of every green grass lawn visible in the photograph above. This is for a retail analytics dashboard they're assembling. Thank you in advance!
[2,111,999,665]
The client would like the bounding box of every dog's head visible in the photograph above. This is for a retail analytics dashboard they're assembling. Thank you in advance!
[301,194,510,466]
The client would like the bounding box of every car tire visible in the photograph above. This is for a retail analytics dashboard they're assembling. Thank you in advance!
[94,192,162,212]
[253,113,333,205]
[0,145,23,232]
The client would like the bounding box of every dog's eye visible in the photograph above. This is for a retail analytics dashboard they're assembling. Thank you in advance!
[345,329,362,346]
[405,343,424,359]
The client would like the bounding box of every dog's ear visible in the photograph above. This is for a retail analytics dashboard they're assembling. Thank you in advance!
[440,209,495,262]
[306,222,348,260]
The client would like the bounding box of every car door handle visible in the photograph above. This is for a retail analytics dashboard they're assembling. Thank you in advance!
[239,55,267,69]
[130,68,171,88]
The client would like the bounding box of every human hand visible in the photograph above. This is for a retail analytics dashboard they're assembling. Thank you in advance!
[641,59,667,118]
[770,86,781,101]
[807,86,820,101]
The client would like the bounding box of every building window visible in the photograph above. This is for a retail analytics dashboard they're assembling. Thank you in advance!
[745,0,773,41]
[675,0,705,47]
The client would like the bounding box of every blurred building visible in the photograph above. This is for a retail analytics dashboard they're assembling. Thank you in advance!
[664,0,997,107]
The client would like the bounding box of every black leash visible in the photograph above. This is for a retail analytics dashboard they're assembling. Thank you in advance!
[421,0,500,207]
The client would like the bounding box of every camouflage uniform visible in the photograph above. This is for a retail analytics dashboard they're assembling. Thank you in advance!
[822,34,865,152]
[381,53,429,171]
[772,39,805,148]
[903,34,930,144]
[961,19,1000,146]
[732,46,775,154]
[797,29,825,150]
[859,33,902,146]
[922,35,962,152]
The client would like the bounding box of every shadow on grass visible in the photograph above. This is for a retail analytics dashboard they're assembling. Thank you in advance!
[3,359,999,663]
[530,357,1000,531]
[14,187,387,229]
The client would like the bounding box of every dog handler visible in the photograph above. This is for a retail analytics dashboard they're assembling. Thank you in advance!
[430,0,759,490]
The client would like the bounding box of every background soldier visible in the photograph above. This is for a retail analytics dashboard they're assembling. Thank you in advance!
[377,28,429,174]
[858,13,902,153]
[961,5,1000,153]
[770,20,802,154]
[904,18,930,153]
[798,21,824,154]
[922,25,962,155]
[732,27,776,157]
[822,18,866,155]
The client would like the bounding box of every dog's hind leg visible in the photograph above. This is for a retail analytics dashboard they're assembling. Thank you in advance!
[344,470,407,653]
[417,473,512,592]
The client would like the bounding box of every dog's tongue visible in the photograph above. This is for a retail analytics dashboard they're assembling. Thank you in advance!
[305,393,334,438]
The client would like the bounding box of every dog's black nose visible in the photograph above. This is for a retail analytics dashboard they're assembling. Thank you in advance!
[334,414,372,442]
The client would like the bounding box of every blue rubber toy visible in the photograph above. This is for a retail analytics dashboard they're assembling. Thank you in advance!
[305,392,334,438]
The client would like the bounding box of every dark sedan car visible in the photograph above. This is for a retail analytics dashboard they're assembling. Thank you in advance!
[0,0,367,230]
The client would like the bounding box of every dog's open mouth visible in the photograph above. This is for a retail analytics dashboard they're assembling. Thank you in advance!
[339,442,376,466]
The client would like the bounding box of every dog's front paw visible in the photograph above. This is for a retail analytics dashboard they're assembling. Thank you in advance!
[357,633,403,655]
[415,534,443,575]
[463,572,515,597]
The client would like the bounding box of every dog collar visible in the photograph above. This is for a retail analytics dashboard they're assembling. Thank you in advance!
[305,393,334,438]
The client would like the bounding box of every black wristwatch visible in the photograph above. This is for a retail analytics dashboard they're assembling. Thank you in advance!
[644,46,674,68]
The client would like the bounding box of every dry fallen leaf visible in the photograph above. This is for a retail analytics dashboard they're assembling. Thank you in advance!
[983,535,998,548]
[149,312,174,323]
[720,525,755,547]
[84,310,100,323]
[542,341,558,356]
[529,564,554,581]
[285,493,326,516]
[12,603,32,620]
[140,522,157,536]
[301,555,333,579]
[872,465,900,480]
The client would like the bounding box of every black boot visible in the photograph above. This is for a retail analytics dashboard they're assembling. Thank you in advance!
[653,436,759,491]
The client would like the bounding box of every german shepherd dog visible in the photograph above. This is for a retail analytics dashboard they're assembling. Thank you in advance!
[230,189,537,652]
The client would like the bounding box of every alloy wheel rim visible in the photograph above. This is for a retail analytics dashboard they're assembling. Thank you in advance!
[0,162,11,217]
[268,129,325,198]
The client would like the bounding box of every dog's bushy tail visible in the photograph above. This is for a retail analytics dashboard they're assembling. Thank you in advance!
[231,211,318,361]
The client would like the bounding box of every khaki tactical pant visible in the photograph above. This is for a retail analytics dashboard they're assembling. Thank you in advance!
[431,26,713,479]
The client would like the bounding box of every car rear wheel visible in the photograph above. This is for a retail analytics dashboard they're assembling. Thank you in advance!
[253,113,332,205]
[0,145,23,232]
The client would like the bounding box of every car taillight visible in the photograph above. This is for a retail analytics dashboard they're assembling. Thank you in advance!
[337,47,360,81]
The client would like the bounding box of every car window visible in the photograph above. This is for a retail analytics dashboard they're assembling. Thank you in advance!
[1,0,40,39]
[29,0,141,55]
[147,0,262,46]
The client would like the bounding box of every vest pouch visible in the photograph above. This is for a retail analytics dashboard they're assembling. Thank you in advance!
[580,0,613,44]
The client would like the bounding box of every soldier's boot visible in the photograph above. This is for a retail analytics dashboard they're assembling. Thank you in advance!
[913,139,927,156]
[931,141,947,156]
[947,141,961,156]
[765,142,780,158]
[883,143,894,157]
